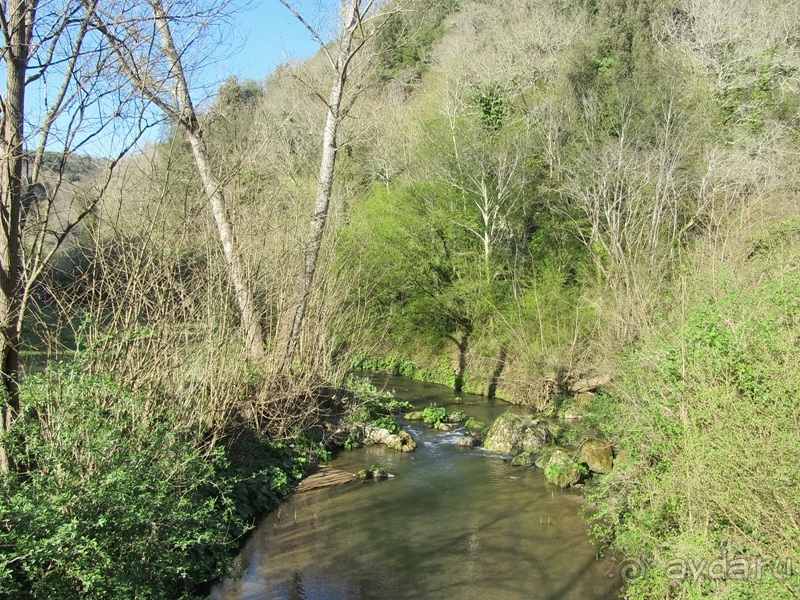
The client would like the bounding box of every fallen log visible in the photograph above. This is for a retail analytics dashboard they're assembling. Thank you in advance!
[568,374,613,394]
[294,467,355,493]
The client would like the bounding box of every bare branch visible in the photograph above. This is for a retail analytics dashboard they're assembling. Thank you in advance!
[277,0,335,69]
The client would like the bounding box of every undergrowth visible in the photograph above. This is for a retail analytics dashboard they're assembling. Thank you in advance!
[584,220,800,599]
[0,365,317,599]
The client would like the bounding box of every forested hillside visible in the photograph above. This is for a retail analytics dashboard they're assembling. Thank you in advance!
[1,0,799,598]
[197,1,800,597]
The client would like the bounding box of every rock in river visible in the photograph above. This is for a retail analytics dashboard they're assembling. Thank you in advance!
[404,411,424,421]
[545,450,584,489]
[364,424,417,452]
[456,434,483,447]
[483,412,552,455]
[510,452,537,467]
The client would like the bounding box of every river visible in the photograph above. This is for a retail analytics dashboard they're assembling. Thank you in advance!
[209,374,622,600]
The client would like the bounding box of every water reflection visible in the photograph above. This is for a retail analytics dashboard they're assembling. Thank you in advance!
[210,376,620,600]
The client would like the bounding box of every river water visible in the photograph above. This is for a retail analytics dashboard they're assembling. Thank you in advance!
[209,375,622,600]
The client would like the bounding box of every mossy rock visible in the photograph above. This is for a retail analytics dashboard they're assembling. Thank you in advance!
[355,467,394,481]
[544,450,585,489]
[579,438,613,474]
[484,412,552,455]
[385,430,416,452]
[511,452,537,467]
[456,434,482,447]
[447,411,466,423]
[364,425,417,452]
[547,423,565,439]
[404,411,424,420]
[534,447,554,469]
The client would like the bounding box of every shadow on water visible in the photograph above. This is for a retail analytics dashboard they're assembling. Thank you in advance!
[210,376,621,600]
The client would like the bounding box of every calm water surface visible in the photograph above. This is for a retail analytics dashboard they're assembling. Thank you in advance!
[210,375,622,600]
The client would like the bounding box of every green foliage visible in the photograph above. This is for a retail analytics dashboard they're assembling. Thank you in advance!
[18,1,800,598]
[343,434,361,451]
[0,367,310,599]
[448,409,467,421]
[714,45,799,135]
[349,353,458,388]
[340,376,411,446]
[344,376,414,415]
[421,405,447,427]
[471,83,510,131]
[585,225,800,598]
[463,416,484,430]
[373,416,401,434]
[372,0,458,84]
[544,458,588,485]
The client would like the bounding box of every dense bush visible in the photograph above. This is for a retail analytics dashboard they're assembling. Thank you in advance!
[0,367,310,599]
[585,222,800,599]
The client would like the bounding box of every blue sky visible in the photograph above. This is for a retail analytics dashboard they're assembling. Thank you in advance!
[18,1,331,157]
[148,0,333,151]
[203,1,330,88]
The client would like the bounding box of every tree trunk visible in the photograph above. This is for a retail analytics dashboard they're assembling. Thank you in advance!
[151,1,264,360]
[185,130,264,360]
[280,0,360,368]
[0,0,29,474]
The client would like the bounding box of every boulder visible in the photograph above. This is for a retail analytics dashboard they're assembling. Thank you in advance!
[437,422,458,432]
[579,438,613,474]
[456,434,482,447]
[386,431,416,452]
[483,412,552,455]
[364,425,417,452]
[355,467,395,481]
[447,411,466,423]
[510,452,536,467]
[544,450,584,489]
[404,411,424,421]
[534,449,553,469]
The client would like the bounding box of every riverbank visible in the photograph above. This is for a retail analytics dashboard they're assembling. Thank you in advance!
[349,224,800,600]
[0,367,439,599]
[0,365,330,600]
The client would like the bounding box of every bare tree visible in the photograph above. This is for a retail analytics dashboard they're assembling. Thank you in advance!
[87,0,266,360]
[276,0,412,370]
[276,0,367,369]
[0,0,147,472]
[430,80,531,280]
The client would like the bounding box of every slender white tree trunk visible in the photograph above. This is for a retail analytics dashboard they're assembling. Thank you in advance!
[281,0,360,368]
[185,130,264,359]
[151,1,264,360]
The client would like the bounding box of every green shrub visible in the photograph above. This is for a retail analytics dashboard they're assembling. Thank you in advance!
[343,376,414,421]
[0,367,309,599]
[372,416,401,434]
[464,416,485,430]
[586,241,800,598]
[421,405,447,427]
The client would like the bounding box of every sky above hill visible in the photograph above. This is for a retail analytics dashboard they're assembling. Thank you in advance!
[14,1,334,157]
[204,1,332,88]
